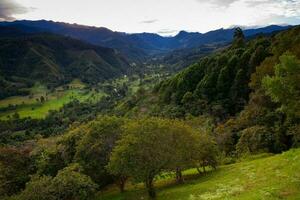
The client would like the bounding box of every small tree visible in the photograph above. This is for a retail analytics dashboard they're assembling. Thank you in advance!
[13,164,98,200]
[52,164,98,200]
[40,96,45,103]
[232,27,245,48]
[0,147,32,197]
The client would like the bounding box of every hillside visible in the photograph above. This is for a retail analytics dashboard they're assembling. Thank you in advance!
[121,26,300,120]
[0,20,290,61]
[0,27,130,99]
[99,148,300,200]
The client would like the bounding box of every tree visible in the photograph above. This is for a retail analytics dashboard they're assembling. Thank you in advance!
[11,176,55,200]
[0,147,32,197]
[164,120,199,183]
[194,134,218,173]
[263,53,300,119]
[51,164,98,200]
[40,96,45,103]
[13,164,98,200]
[32,138,66,177]
[232,27,245,48]
[236,126,274,155]
[75,116,126,188]
[108,118,175,198]
[107,118,217,197]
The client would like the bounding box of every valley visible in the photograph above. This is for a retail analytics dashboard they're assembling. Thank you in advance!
[0,18,300,200]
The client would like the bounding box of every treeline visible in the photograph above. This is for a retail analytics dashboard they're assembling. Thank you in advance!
[0,116,217,199]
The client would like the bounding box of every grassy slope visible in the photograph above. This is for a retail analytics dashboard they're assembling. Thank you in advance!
[98,149,300,200]
[0,80,106,119]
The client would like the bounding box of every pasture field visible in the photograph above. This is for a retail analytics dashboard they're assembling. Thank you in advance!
[0,80,106,119]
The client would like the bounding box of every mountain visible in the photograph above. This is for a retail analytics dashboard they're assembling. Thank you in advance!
[0,27,130,99]
[0,20,291,61]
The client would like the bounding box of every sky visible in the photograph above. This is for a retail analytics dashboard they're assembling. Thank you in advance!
[1,0,300,35]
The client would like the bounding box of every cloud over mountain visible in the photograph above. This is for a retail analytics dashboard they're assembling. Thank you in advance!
[0,0,30,21]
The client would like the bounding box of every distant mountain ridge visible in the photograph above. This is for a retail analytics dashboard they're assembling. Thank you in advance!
[0,20,291,61]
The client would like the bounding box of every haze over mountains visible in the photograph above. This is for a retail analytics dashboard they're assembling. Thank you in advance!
[0,20,290,61]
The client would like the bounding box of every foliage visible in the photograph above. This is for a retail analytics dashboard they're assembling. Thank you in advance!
[262,53,300,119]
[236,126,275,155]
[107,117,217,198]
[75,116,126,187]
[0,147,33,197]
[99,148,300,200]
[12,164,98,200]
[0,32,129,99]
[153,29,271,119]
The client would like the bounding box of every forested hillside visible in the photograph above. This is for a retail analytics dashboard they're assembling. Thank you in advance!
[156,28,270,118]
[0,27,130,99]
[117,26,300,156]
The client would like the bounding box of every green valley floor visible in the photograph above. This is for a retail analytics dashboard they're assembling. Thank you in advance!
[97,149,300,200]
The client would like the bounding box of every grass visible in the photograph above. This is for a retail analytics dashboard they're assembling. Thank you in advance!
[0,81,106,120]
[97,148,300,200]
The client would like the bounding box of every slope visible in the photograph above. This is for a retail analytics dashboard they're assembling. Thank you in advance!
[151,26,300,119]
[0,27,130,99]
[98,148,300,200]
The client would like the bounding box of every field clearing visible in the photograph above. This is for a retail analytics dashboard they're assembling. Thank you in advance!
[97,149,300,200]
[0,81,106,119]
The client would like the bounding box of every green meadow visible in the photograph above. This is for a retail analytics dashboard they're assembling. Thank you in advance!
[0,80,106,119]
[98,149,300,200]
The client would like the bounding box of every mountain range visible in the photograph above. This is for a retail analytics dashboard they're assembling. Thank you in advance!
[0,20,291,61]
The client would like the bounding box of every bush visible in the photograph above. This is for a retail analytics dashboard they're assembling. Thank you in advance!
[0,147,32,197]
[12,164,98,200]
[236,126,274,155]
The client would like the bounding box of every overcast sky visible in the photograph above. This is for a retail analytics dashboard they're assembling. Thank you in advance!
[1,0,300,35]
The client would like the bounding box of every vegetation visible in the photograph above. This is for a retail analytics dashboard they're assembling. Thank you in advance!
[99,148,300,200]
[0,30,129,100]
[108,118,217,198]
[1,24,300,200]
[11,164,98,200]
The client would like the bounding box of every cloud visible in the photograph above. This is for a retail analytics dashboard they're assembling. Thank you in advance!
[157,29,178,36]
[140,19,158,24]
[197,0,300,9]
[0,0,29,21]
[196,0,239,7]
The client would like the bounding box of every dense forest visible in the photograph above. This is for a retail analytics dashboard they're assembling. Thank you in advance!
[0,23,300,200]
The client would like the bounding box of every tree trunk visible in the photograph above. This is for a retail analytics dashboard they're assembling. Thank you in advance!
[176,167,184,183]
[117,176,127,193]
[196,167,202,174]
[146,176,156,198]
[202,166,206,173]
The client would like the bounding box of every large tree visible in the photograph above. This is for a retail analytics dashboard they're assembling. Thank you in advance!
[75,116,126,188]
[107,117,217,198]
